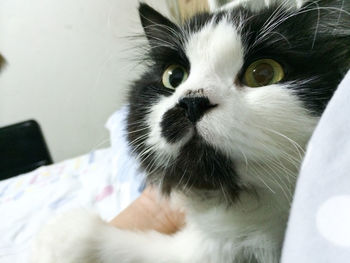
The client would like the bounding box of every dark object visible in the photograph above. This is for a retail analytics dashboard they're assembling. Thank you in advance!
[0,53,6,72]
[0,120,53,181]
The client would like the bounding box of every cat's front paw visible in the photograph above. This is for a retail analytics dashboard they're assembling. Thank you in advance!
[31,209,105,263]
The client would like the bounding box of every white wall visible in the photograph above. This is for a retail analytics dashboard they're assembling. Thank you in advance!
[0,0,169,162]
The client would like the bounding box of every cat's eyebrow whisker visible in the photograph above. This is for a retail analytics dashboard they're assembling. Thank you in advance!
[143,23,180,38]
[260,1,286,32]
[257,0,291,42]
[256,1,348,46]
[254,30,292,48]
[334,0,346,34]
[144,24,185,45]
[265,5,350,40]
[256,4,293,43]
[312,1,321,49]
[148,38,178,51]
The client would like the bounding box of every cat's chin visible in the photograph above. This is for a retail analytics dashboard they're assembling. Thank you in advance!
[147,131,243,203]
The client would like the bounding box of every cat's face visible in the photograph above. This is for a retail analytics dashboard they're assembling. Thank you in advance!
[128,1,350,202]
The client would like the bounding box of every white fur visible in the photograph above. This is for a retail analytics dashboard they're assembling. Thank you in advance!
[32,10,319,263]
[32,193,288,263]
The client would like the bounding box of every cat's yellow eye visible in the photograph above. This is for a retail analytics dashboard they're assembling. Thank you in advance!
[243,59,284,88]
[162,65,188,90]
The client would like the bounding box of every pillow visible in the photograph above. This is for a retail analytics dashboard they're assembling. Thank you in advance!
[106,105,146,199]
[282,70,350,262]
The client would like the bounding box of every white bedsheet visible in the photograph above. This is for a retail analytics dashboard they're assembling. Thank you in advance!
[0,101,145,263]
[0,148,144,262]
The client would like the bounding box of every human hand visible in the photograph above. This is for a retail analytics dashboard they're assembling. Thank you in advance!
[109,187,185,234]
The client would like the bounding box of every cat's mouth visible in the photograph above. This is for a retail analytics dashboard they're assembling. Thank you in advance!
[134,98,242,201]
[160,96,217,144]
[154,123,241,202]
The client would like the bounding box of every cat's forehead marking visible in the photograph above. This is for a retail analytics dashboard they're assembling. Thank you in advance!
[185,17,244,77]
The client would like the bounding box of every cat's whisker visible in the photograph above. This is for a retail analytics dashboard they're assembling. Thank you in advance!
[254,124,305,159]
[256,138,303,173]
[128,133,148,146]
[219,179,230,204]
[254,161,293,203]
[236,145,249,171]
[264,5,350,40]
[248,164,276,194]
[127,126,149,134]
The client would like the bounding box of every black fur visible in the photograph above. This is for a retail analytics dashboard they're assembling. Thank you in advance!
[161,97,217,143]
[236,0,350,114]
[127,1,350,203]
[156,134,242,201]
[160,106,192,144]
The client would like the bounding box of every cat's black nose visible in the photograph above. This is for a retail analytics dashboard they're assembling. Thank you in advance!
[178,97,216,123]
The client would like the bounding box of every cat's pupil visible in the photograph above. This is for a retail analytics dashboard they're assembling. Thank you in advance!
[169,67,185,87]
[252,63,274,86]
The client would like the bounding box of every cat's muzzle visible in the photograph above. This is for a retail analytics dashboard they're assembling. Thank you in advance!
[178,96,216,123]
[160,96,217,144]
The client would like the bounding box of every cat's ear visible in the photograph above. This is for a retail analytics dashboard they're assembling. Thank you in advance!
[138,3,178,47]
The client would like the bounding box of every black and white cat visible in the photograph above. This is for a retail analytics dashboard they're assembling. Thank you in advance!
[32,0,350,262]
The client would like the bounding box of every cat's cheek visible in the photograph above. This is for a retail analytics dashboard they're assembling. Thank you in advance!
[144,95,194,160]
